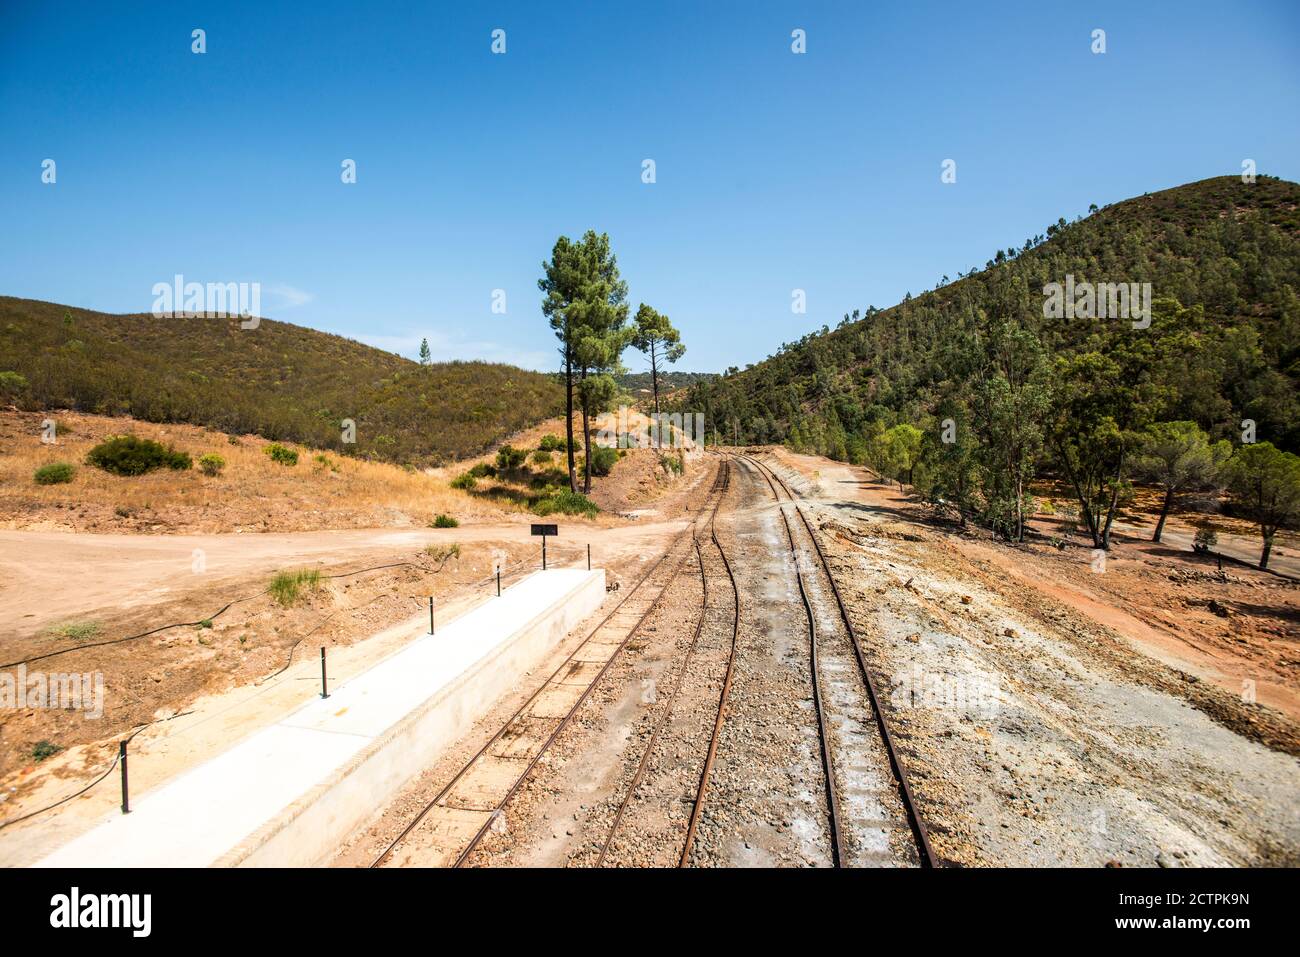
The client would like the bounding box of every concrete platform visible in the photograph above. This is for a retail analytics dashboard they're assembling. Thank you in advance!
[36,568,605,868]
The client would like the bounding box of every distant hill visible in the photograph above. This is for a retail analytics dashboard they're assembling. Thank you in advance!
[0,298,563,465]
[617,370,717,397]
[686,176,1300,456]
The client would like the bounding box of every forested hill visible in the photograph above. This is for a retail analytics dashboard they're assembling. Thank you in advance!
[687,175,1299,458]
[0,297,563,465]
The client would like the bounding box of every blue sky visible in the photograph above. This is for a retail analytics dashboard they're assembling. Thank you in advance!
[2,1,1297,373]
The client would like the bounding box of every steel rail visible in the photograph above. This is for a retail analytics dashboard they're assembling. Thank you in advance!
[677,460,741,867]
[369,456,731,868]
[593,471,726,866]
[742,453,940,868]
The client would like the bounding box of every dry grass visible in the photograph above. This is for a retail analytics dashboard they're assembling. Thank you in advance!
[0,410,514,533]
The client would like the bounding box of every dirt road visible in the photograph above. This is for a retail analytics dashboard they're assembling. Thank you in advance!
[0,523,689,640]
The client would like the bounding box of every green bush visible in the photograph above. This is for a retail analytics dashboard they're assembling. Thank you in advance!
[538,434,565,452]
[588,445,619,477]
[450,472,477,490]
[531,489,598,517]
[531,449,553,465]
[31,740,63,763]
[264,443,299,466]
[1193,526,1218,553]
[0,370,28,398]
[432,513,459,528]
[198,453,226,476]
[34,462,76,485]
[468,462,497,478]
[86,435,191,476]
[495,444,528,471]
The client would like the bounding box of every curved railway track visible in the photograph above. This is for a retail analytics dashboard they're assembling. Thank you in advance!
[370,455,734,868]
[741,453,939,868]
[592,460,741,867]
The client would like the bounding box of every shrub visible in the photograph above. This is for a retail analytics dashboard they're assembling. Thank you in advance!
[0,370,29,398]
[451,472,477,490]
[468,462,497,478]
[588,445,619,477]
[34,462,76,485]
[31,740,63,763]
[268,568,322,606]
[660,452,684,475]
[426,543,461,562]
[531,449,553,465]
[432,514,459,528]
[198,453,226,476]
[495,444,528,471]
[538,434,565,452]
[86,435,191,476]
[1193,526,1218,553]
[264,443,299,466]
[531,489,598,517]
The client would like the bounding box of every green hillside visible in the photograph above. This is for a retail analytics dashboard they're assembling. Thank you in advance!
[0,298,563,465]
[685,175,1300,544]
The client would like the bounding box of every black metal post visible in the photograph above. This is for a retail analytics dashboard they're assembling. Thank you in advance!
[119,740,130,814]
[496,569,501,596]
[542,534,547,570]
[428,596,435,635]
[587,543,591,570]
[320,646,328,699]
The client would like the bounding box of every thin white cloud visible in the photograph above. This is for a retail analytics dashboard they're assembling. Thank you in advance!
[265,284,314,309]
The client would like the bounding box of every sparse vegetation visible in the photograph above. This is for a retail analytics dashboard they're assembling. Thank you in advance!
[426,543,461,562]
[531,488,598,517]
[450,472,477,490]
[46,620,101,641]
[268,568,323,606]
[431,513,459,528]
[85,435,191,476]
[0,297,563,466]
[34,462,75,485]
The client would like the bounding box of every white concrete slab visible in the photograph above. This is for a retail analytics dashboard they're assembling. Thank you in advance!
[36,568,603,868]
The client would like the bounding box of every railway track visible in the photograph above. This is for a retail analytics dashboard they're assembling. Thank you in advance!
[370,456,733,868]
[592,458,741,867]
[741,453,939,868]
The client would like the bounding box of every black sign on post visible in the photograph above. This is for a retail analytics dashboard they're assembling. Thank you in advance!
[531,524,558,569]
